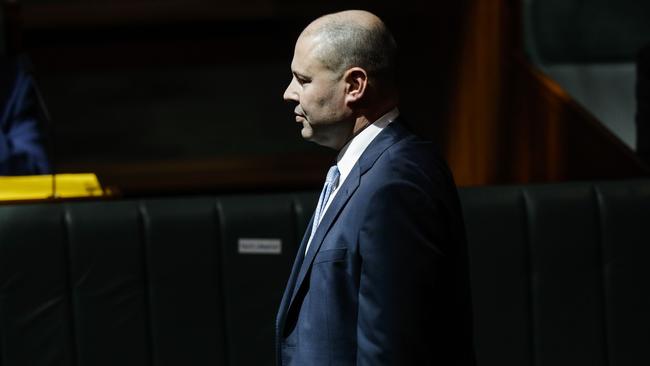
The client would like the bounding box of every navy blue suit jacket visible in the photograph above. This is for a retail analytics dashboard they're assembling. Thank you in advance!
[276,121,475,365]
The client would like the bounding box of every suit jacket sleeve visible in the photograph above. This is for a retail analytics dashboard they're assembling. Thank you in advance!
[356,172,464,365]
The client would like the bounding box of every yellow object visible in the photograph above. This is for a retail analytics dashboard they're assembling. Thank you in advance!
[0,173,106,201]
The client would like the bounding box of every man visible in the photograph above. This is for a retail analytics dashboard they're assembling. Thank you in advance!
[0,55,50,175]
[276,10,475,365]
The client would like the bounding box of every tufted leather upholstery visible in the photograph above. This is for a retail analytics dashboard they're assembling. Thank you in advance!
[463,180,650,366]
[0,180,648,365]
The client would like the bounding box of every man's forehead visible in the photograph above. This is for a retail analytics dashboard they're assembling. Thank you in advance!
[291,35,326,74]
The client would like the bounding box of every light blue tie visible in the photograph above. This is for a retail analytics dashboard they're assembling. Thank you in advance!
[306,165,340,254]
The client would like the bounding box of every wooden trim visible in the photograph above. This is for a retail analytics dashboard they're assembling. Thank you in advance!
[56,153,335,196]
[445,0,649,186]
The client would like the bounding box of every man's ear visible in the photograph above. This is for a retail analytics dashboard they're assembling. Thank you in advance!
[344,67,368,104]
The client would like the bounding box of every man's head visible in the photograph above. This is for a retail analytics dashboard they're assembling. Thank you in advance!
[283,10,398,150]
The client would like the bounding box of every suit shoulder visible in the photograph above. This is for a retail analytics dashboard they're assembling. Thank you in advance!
[381,133,455,188]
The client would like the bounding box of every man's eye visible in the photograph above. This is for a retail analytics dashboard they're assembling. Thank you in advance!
[297,77,309,85]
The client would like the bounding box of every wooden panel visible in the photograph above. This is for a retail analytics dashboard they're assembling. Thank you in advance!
[445,0,649,186]
[57,153,335,196]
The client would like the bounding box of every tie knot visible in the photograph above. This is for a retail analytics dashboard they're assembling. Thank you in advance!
[325,165,340,185]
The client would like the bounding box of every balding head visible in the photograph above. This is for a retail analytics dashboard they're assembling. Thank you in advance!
[283,10,399,150]
[299,10,398,91]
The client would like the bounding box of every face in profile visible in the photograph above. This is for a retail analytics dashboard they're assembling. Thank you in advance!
[283,34,352,149]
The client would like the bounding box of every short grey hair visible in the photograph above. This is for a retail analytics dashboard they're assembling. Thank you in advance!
[310,19,398,87]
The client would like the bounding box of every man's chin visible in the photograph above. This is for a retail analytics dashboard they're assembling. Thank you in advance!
[300,121,314,140]
[300,122,341,149]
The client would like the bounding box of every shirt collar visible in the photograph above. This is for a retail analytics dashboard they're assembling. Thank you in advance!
[335,107,399,186]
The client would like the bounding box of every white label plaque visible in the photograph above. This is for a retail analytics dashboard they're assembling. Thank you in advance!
[238,238,282,255]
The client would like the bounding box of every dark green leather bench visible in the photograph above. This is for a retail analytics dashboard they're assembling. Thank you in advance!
[463,180,650,366]
[0,180,648,365]
[0,195,316,366]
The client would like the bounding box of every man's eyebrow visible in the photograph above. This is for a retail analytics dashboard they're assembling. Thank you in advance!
[293,71,309,79]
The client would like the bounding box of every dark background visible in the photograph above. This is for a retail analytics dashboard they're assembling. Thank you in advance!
[4,0,648,194]
[13,1,466,184]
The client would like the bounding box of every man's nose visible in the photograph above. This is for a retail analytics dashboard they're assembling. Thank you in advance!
[283,77,299,102]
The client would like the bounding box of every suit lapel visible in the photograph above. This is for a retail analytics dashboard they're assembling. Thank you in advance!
[283,120,409,318]
[286,165,360,311]
[276,212,314,335]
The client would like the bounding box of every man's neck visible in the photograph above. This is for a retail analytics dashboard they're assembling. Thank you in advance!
[350,102,399,141]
